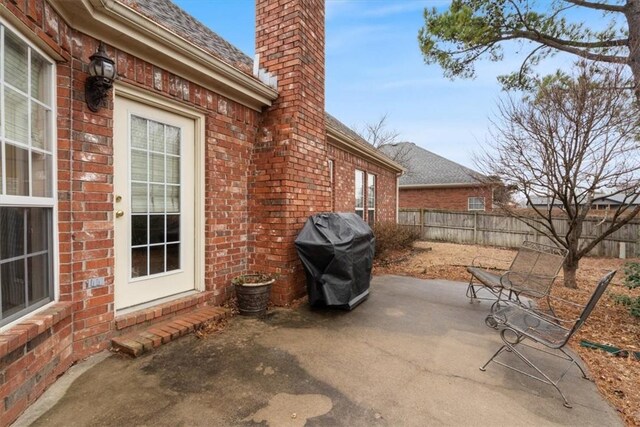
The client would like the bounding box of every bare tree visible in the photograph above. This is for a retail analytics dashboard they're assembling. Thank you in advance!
[476,62,640,288]
[358,114,412,170]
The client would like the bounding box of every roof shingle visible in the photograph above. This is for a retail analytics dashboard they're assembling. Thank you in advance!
[379,142,484,186]
[119,0,253,73]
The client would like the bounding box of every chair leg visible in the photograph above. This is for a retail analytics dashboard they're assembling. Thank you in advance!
[466,277,479,302]
[560,347,589,380]
[484,329,574,408]
[480,344,507,371]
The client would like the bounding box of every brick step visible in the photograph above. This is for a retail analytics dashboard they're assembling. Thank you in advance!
[111,306,229,357]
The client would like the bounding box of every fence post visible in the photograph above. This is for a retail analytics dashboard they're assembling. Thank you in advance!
[420,208,425,239]
[473,212,478,244]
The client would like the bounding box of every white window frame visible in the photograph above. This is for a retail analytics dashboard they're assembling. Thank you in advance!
[355,169,364,219]
[367,173,375,225]
[468,196,485,211]
[0,20,58,330]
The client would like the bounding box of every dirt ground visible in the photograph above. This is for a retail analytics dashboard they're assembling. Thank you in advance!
[374,241,640,427]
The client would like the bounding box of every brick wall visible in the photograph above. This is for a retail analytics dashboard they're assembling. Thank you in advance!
[329,143,397,223]
[399,186,493,212]
[253,0,331,305]
[0,0,260,423]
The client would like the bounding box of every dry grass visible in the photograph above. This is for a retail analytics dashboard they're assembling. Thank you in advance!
[374,241,640,426]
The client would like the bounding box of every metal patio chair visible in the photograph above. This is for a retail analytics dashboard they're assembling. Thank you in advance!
[479,270,616,408]
[466,241,568,310]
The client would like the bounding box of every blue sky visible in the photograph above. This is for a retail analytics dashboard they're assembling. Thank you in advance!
[173,0,599,169]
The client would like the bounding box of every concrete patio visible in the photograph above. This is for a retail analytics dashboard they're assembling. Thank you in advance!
[18,276,620,426]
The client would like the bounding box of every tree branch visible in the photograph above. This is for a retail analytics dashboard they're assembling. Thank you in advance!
[563,0,627,13]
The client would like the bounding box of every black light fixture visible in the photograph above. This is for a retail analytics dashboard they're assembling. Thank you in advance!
[85,42,117,112]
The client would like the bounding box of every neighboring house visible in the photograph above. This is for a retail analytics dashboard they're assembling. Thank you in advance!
[0,0,402,423]
[380,142,493,212]
[528,193,640,211]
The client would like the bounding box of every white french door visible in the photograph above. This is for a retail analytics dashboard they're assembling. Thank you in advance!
[113,96,195,310]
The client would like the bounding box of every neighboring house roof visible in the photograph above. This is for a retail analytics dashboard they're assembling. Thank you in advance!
[529,193,640,207]
[119,0,254,74]
[379,142,485,187]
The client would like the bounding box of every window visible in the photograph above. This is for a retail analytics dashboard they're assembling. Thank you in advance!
[355,169,364,218]
[367,173,375,225]
[468,197,485,211]
[0,24,55,326]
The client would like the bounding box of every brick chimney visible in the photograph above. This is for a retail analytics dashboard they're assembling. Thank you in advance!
[252,0,330,305]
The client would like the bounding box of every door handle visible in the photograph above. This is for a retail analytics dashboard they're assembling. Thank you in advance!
[115,210,125,218]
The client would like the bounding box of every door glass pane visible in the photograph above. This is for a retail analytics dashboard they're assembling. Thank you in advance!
[149,245,164,275]
[131,247,148,278]
[131,183,148,213]
[4,31,28,91]
[131,150,147,181]
[167,157,179,184]
[149,215,165,244]
[166,185,180,213]
[166,126,180,155]
[166,244,179,271]
[150,184,165,213]
[149,121,164,153]
[131,116,147,149]
[166,215,179,242]
[131,215,147,246]
[5,88,28,144]
[5,144,29,196]
[128,116,182,278]
[150,153,164,182]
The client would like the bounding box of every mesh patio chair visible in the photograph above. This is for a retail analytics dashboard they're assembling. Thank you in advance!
[479,270,616,408]
[466,241,568,310]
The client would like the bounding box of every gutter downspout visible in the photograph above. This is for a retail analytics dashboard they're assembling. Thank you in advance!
[396,172,402,223]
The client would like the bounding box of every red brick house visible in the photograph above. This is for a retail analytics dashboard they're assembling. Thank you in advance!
[380,142,492,212]
[0,0,401,423]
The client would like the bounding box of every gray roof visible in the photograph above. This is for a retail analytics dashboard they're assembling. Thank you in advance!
[529,193,640,207]
[379,142,484,186]
[120,0,253,73]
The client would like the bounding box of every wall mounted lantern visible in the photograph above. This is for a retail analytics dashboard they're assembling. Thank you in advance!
[85,42,117,112]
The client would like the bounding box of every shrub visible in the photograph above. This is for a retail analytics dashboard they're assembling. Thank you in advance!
[373,222,420,258]
[612,262,640,319]
[623,262,640,289]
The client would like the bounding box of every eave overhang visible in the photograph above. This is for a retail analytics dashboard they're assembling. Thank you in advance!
[326,126,404,174]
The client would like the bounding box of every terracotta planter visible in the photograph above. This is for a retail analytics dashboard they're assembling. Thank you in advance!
[233,274,274,316]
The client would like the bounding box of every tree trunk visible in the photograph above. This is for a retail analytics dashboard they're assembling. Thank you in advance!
[626,1,640,101]
[563,254,579,289]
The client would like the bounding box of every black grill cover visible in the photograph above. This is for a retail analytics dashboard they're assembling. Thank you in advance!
[295,213,375,309]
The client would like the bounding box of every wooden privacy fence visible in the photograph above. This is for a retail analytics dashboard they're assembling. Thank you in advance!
[399,209,640,259]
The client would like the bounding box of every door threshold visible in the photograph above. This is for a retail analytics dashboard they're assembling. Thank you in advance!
[116,290,200,317]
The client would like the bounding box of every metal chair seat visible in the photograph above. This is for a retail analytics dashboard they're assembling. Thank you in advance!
[490,303,569,348]
[465,267,511,291]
